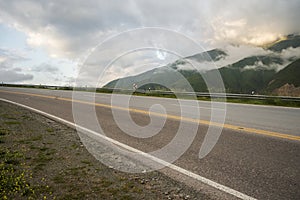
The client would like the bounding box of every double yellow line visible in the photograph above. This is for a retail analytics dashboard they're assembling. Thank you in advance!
[1,89,300,142]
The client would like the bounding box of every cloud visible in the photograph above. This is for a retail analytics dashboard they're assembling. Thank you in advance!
[0,69,33,83]
[0,48,28,67]
[0,0,299,85]
[214,45,269,67]
[32,63,59,73]
[0,48,33,83]
[280,47,300,61]
[1,0,299,60]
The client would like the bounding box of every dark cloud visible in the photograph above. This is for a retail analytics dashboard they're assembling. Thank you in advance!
[1,0,299,59]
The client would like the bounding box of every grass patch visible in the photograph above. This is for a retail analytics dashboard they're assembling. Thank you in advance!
[225,98,300,107]
[35,153,53,163]
[33,163,46,171]
[19,135,43,144]
[39,147,49,152]
[0,129,9,136]
[0,149,35,199]
[98,178,113,188]
[52,174,66,184]
[70,143,79,149]
[80,160,92,165]
[4,121,20,125]
[1,114,17,120]
[196,96,300,107]
[46,128,54,133]
[30,135,43,141]
[66,166,87,176]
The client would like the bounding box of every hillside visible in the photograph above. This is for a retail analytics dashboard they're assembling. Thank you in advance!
[266,59,300,96]
[104,54,281,94]
[229,55,283,69]
[104,49,228,90]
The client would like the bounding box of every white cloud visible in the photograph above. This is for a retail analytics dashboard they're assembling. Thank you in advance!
[213,45,268,68]
[280,47,300,61]
[0,48,33,82]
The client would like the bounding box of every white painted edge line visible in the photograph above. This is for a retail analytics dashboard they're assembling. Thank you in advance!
[0,98,256,200]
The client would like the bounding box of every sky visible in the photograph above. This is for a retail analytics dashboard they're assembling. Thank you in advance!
[0,0,299,86]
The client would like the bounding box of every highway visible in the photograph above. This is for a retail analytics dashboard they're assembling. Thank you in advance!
[0,86,299,199]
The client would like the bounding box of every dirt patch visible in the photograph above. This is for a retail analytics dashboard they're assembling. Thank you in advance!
[0,101,211,199]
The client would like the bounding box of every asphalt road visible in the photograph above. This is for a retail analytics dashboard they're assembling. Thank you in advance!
[0,87,299,200]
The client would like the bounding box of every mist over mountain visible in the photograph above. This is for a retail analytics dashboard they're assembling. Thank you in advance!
[104,35,300,96]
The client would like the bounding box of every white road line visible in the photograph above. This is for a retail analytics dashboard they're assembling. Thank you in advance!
[0,98,256,200]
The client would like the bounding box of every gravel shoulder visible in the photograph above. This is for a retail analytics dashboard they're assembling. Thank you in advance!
[0,101,214,200]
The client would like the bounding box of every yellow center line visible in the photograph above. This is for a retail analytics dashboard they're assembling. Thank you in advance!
[1,89,300,142]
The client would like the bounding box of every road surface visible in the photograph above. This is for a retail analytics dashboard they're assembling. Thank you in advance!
[0,87,299,199]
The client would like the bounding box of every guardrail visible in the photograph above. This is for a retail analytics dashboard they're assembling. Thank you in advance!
[101,88,300,102]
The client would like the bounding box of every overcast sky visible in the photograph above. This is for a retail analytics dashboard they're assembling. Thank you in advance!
[0,0,299,86]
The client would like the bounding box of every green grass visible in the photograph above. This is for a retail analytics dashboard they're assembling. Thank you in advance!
[217,97,300,107]
[0,129,9,136]
[1,114,17,120]
[46,128,54,133]
[80,160,92,165]
[52,174,66,184]
[4,121,21,125]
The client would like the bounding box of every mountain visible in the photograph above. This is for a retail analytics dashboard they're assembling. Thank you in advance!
[179,59,277,93]
[267,34,300,52]
[104,56,278,94]
[228,55,283,69]
[104,36,300,95]
[104,67,181,90]
[266,59,300,96]
[168,49,227,71]
[104,49,228,90]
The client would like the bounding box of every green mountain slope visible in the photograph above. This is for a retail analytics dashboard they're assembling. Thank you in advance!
[104,49,228,90]
[104,56,278,93]
[266,59,300,91]
[229,55,283,69]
